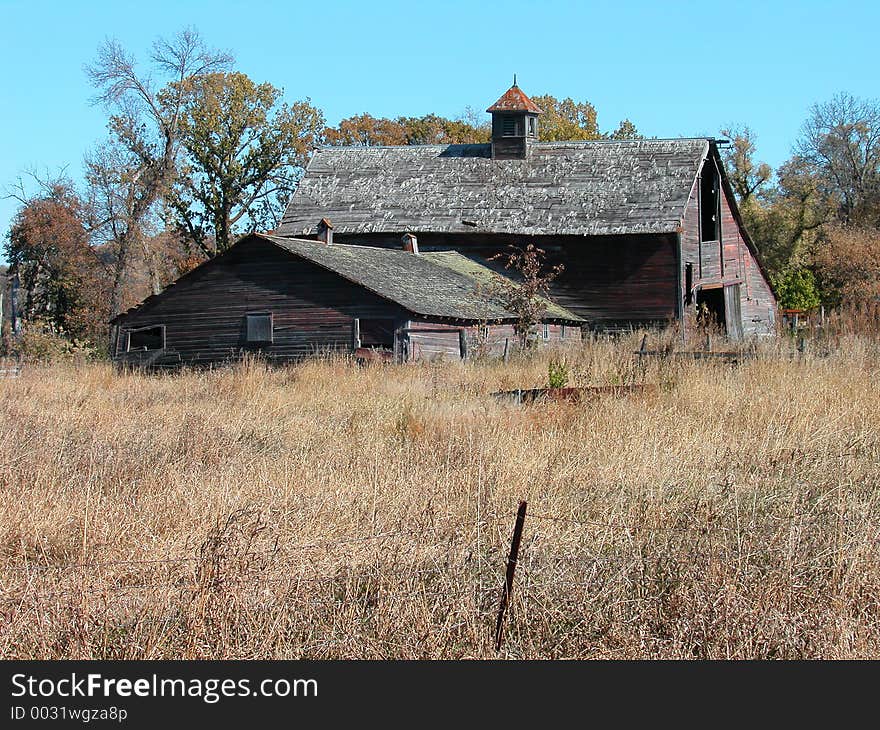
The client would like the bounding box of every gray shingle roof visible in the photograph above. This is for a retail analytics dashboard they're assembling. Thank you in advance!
[262,235,583,324]
[278,138,709,238]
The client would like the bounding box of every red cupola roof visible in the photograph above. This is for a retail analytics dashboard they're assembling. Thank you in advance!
[486,82,543,114]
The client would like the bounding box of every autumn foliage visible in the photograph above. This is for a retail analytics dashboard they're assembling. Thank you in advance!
[814,226,880,305]
[5,184,110,344]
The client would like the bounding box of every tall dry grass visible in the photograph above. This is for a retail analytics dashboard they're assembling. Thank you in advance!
[1,332,879,659]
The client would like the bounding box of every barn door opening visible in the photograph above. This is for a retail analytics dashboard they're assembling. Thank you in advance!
[724,283,743,340]
[695,286,726,333]
[359,319,396,349]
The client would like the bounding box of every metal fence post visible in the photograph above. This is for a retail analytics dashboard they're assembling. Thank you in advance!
[495,500,527,652]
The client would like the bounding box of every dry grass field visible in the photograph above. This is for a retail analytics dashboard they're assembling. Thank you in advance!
[1,332,879,659]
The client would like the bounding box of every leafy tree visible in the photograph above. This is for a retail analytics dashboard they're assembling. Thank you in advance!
[396,114,488,144]
[4,181,110,343]
[813,226,880,306]
[85,28,231,312]
[168,72,325,256]
[324,114,407,146]
[325,112,487,147]
[325,98,637,147]
[721,125,772,206]
[531,95,600,141]
[607,119,643,140]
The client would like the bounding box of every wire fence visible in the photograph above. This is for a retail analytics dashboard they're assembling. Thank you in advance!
[3,529,424,573]
[7,567,483,604]
[3,499,877,651]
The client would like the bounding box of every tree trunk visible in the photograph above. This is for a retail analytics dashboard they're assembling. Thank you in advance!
[109,233,132,317]
[141,236,162,296]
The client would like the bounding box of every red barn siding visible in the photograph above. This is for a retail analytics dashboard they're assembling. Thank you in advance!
[681,170,776,337]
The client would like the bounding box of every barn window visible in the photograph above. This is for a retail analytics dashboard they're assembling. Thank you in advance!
[542,324,550,340]
[528,116,536,137]
[700,160,720,243]
[126,325,165,352]
[502,115,517,136]
[246,312,273,343]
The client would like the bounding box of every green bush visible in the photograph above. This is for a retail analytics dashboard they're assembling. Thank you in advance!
[547,358,570,389]
[773,267,821,310]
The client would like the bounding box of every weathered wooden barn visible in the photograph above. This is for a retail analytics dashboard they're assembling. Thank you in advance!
[278,83,777,338]
[110,233,582,367]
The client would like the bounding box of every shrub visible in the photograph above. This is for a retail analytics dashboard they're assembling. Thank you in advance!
[14,318,103,363]
[773,267,821,310]
[547,358,569,389]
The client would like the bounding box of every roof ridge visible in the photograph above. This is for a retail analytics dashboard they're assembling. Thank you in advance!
[314,137,711,152]
[316,143,489,151]
[264,233,451,258]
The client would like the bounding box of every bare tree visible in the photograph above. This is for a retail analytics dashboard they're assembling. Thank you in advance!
[795,93,880,226]
[84,28,232,315]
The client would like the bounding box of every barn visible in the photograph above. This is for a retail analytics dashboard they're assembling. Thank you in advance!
[110,233,583,368]
[278,82,778,338]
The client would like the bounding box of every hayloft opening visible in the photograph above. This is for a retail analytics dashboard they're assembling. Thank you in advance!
[126,325,165,352]
[700,160,720,243]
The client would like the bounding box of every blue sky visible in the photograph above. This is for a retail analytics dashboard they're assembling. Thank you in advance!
[1,0,877,261]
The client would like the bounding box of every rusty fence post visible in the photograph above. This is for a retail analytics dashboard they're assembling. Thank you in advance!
[495,500,527,652]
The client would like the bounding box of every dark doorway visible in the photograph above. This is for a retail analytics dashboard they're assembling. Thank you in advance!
[695,287,725,332]
[359,319,396,348]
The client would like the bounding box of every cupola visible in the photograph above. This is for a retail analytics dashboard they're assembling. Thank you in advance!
[486,76,543,160]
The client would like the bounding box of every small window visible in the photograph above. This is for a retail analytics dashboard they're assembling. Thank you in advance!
[126,325,165,352]
[246,313,273,343]
[528,116,536,137]
[501,115,524,137]
[542,324,550,340]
